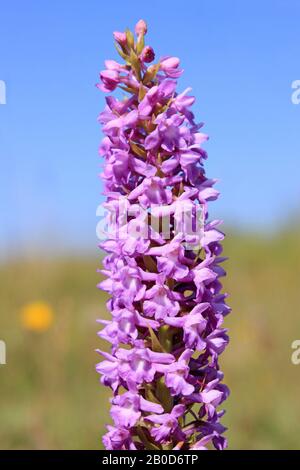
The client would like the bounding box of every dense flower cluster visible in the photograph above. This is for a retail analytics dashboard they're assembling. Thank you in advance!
[96,20,230,450]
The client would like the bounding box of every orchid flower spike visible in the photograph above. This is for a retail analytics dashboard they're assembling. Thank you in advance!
[96,19,230,451]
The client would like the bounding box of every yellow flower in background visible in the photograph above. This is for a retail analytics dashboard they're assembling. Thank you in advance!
[20,302,54,332]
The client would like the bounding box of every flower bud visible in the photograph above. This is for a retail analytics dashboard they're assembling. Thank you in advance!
[99,70,119,92]
[140,46,155,63]
[113,31,127,48]
[135,19,147,36]
[160,56,180,71]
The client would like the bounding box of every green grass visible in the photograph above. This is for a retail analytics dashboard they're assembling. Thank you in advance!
[0,230,299,449]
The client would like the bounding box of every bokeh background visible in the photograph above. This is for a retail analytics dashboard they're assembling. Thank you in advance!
[1,0,300,449]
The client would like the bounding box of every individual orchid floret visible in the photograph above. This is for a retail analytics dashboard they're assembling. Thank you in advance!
[145,405,186,443]
[164,350,195,396]
[143,280,180,320]
[98,70,120,92]
[97,19,230,450]
[165,303,209,350]
[110,391,163,428]
[160,56,183,78]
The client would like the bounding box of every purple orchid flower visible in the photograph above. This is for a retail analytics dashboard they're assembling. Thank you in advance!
[97,345,174,390]
[143,281,180,320]
[103,425,137,450]
[145,112,185,152]
[97,20,230,450]
[138,79,176,117]
[165,302,209,350]
[160,56,183,78]
[164,350,195,396]
[98,69,120,92]
[145,404,186,442]
[110,391,163,428]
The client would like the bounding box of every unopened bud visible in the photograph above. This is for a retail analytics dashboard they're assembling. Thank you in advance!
[140,46,155,63]
[113,31,127,48]
[135,19,147,36]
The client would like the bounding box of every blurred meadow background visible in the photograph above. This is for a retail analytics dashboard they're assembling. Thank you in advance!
[1,0,300,449]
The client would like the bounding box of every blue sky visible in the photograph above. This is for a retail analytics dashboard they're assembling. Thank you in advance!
[0,0,300,257]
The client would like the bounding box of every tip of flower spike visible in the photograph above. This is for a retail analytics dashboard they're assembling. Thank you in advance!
[135,19,147,36]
